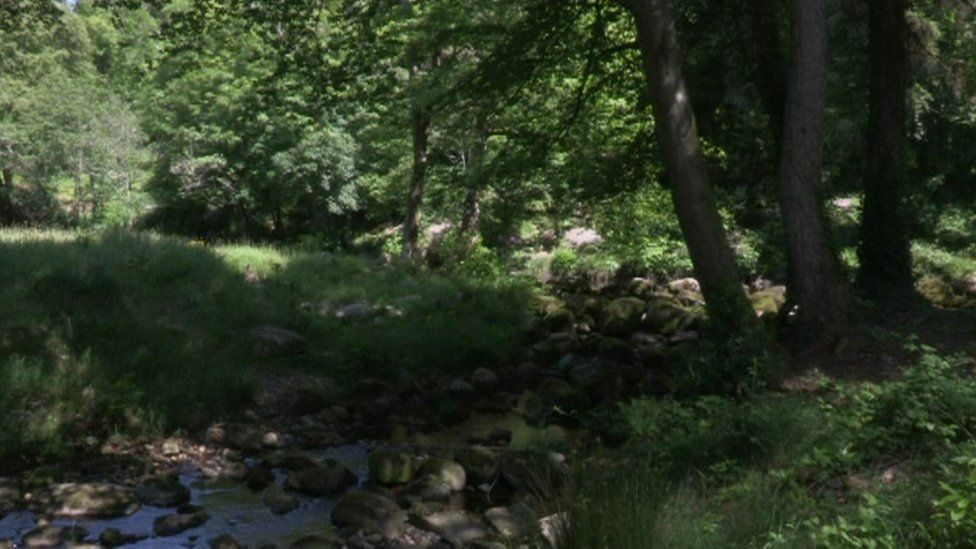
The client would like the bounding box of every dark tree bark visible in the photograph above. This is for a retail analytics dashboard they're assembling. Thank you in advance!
[621,0,752,325]
[460,113,488,237]
[858,0,913,292]
[777,0,848,336]
[0,166,13,225]
[401,96,431,261]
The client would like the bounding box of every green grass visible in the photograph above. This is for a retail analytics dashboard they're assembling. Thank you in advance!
[567,348,976,547]
[0,229,530,465]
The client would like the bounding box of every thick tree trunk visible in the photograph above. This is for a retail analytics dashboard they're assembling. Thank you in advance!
[623,0,752,326]
[858,0,912,292]
[777,0,847,336]
[401,100,431,261]
[460,113,488,237]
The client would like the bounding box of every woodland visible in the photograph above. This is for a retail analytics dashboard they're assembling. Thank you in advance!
[1,0,976,547]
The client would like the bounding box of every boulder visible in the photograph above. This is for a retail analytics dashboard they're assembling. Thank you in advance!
[210,534,243,549]
[749,287,786,317]
[601,297,646,336]
[532,332,579,361]
[135,476,190,507]
[23,525,87,547]
[368,448,416,486]
[485,502,539,539]
[99,528,147,547]
[454,446,499,485]
[668,277,700,293]
[471,368,500,391]
[642,297,699,335]
[49,483,139,518]
[544,308,576,332]
[398,474,453,505]
[154,510,209,536]
[285,463,357,497]
[251,326,307,358]
[245,466,275,492]
[413,510,489,544]
[331,490,407,539]
[262,487,299,515]
[418,458,466,492]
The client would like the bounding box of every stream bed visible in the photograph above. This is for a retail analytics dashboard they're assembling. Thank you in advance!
[0,444,371,547]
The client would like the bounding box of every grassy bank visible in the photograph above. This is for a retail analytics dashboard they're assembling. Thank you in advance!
[0,229,530,464]
[568,347,976,547]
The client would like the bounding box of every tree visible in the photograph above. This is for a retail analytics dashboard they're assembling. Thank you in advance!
[776,0,847,337]
[858,0,912,292]
[619,0,752,325]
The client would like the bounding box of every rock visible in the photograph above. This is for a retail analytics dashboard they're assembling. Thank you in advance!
[540,512,569,547]
[221,460,250,481]
[261,431,283,448]
[485,502,539,539]
[368,448,416,486]
[642,297,699,334]
[414,510,489,544]
[154,510,210,536]
[544,308,576,332]
[98,528,147,547]
[291,533,342,548]
[251,325,307,358]
[455,446,499,485]
[135,476,190,507]
[263,487,300,515]
[601,297,646,336]
[49,483,139,518]
[750,287,786,317]
[471,368,500,391]
[537,377,574,400]
[418,459,466,492]
[399,474,453,505]
[285,463,357,497]
[332,490,407,539]
[161,437,182,456]
[594,336,632,362]
[668,277,700,293]
[448,378,475,395]
[632,332,668,364]
[0,484,20,515]
[245,465,275,491]
[264,451,318,472]
[568,360,606,388]
[333,302,376,320]
[23,525,87,547]
[210,534,243,548]
[532,332,579,361]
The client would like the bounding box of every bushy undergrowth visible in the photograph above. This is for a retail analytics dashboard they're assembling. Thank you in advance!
[0,229,529,464]
[570,347,976,547]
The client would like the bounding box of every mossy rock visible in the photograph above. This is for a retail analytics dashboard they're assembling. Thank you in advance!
[641,297,700,334]
[600,297,646,336]
[749,287,786,316]
[533,295,567,317]
[544,308,576,332]
[368,448,416,486]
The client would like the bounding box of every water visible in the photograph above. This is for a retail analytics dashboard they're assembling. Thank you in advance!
[0,444,371,547]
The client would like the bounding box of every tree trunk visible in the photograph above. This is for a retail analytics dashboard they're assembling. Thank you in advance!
[73,157,84,221]
[460,113,488,237]
[0,166,12,225]
[622,0,752,326]
[401,99,431,261]
[858,0,912,292]
[777,0,847,337]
